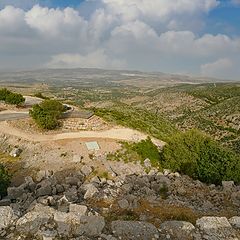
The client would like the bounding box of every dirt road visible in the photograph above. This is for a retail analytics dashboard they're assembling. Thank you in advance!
[0,121,165,146]
[0,111,29,122]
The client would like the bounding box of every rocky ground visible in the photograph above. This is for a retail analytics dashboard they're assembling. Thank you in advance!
[1,123,240,239]
[1,166,240,239]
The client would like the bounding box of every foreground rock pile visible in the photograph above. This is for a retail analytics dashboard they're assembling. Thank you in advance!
[1,168,240,240]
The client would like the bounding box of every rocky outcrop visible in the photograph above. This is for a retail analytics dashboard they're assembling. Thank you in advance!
[1,169,240,239]
[0,206,16,230]
[111,221,159,239]
[196,217,237,240]
[160,221,195,239]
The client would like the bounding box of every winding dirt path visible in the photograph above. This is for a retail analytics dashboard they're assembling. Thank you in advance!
[0,121,165,145]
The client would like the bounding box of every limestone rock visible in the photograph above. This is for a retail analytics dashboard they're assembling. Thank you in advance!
[83,184,99,199]
[57,196,69,212]
[16,211,52,234]
[222,181,234,191]
[64,187,79,202]
[36,180,53,197]
[7,186,26,200]
[0,207,16,230]
[65,177,79,186]
[81,166,93,176]
[36,170,53,182]
[69,204,88,217]
[10,148,22,157]
[54,211,79,236]
[54,212,105,237]
[160,221,195,240]
[144,159,151,168]
[118,199,129,210]
[76,215,105,237]
[196,217,236,240]
[111,220,159,240]
[229,217,240,229]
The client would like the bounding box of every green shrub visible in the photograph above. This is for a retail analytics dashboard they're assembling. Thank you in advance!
[132,137,160,166]
[30,100,65,130]
[0,88,25,105]
[107,139,161,167]
[161,129,240,184]
[0,88,11,101]
[5,92,25,105]
[0,164,10,197]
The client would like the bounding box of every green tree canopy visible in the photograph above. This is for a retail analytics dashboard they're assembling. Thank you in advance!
[161,129,240,184]
[30,99,65,130]
[0,88,25,105]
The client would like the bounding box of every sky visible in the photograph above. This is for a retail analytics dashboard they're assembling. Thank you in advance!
[0,0,240,79]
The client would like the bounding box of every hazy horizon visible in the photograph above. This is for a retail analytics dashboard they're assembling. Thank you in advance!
[0,0,240,80]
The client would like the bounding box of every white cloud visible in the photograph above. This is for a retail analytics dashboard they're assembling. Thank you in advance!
[47,50,126,69]
[102,0,219,21]
[201,58,238,79]
[0,1,240,80]
[25,5,88,38]
[0,6,25,34]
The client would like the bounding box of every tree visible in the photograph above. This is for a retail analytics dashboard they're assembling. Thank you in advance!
[30,100,65,130]
[40,99,65,117]
[161,129,240,184]
[0,88,11,101]
[0,164,10,198]
[5,93,25,105]
[0,88,25,105]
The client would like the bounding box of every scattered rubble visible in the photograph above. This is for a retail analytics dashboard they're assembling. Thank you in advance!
[0,167,240,239]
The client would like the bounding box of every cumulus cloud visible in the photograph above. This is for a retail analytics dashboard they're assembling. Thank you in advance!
[102,0,219,20]
[47,50,126,69]
[0,0,239,79]
[0,6,25,34]
[25,5,88,37]
[201,58,237,79]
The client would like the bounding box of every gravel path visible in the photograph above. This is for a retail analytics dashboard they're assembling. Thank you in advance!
[0,110,165,146]
[0,111,29,122]
[0,113,29,122]
[0,121,165,146]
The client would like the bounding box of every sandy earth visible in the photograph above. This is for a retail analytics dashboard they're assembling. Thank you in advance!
[0,113,164,186]
[0,120,152,142]
[0,130,144,186]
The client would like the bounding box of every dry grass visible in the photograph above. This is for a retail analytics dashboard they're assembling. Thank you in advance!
[135,200,199,226]
[89,198,200,227]
[0,152,33,186]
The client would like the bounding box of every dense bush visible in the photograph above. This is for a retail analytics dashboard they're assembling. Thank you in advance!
[161,129,240,184]
[132,137,160,166]
[30,100,65,130]
[0,164,10,197]
[0,88,11,101]
[5,93,25,105]
[0,88,25,105]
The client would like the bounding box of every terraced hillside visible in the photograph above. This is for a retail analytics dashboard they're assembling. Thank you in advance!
[123,83,240,153]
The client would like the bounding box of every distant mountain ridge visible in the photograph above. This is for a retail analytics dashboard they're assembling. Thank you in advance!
[0,68,233,86]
